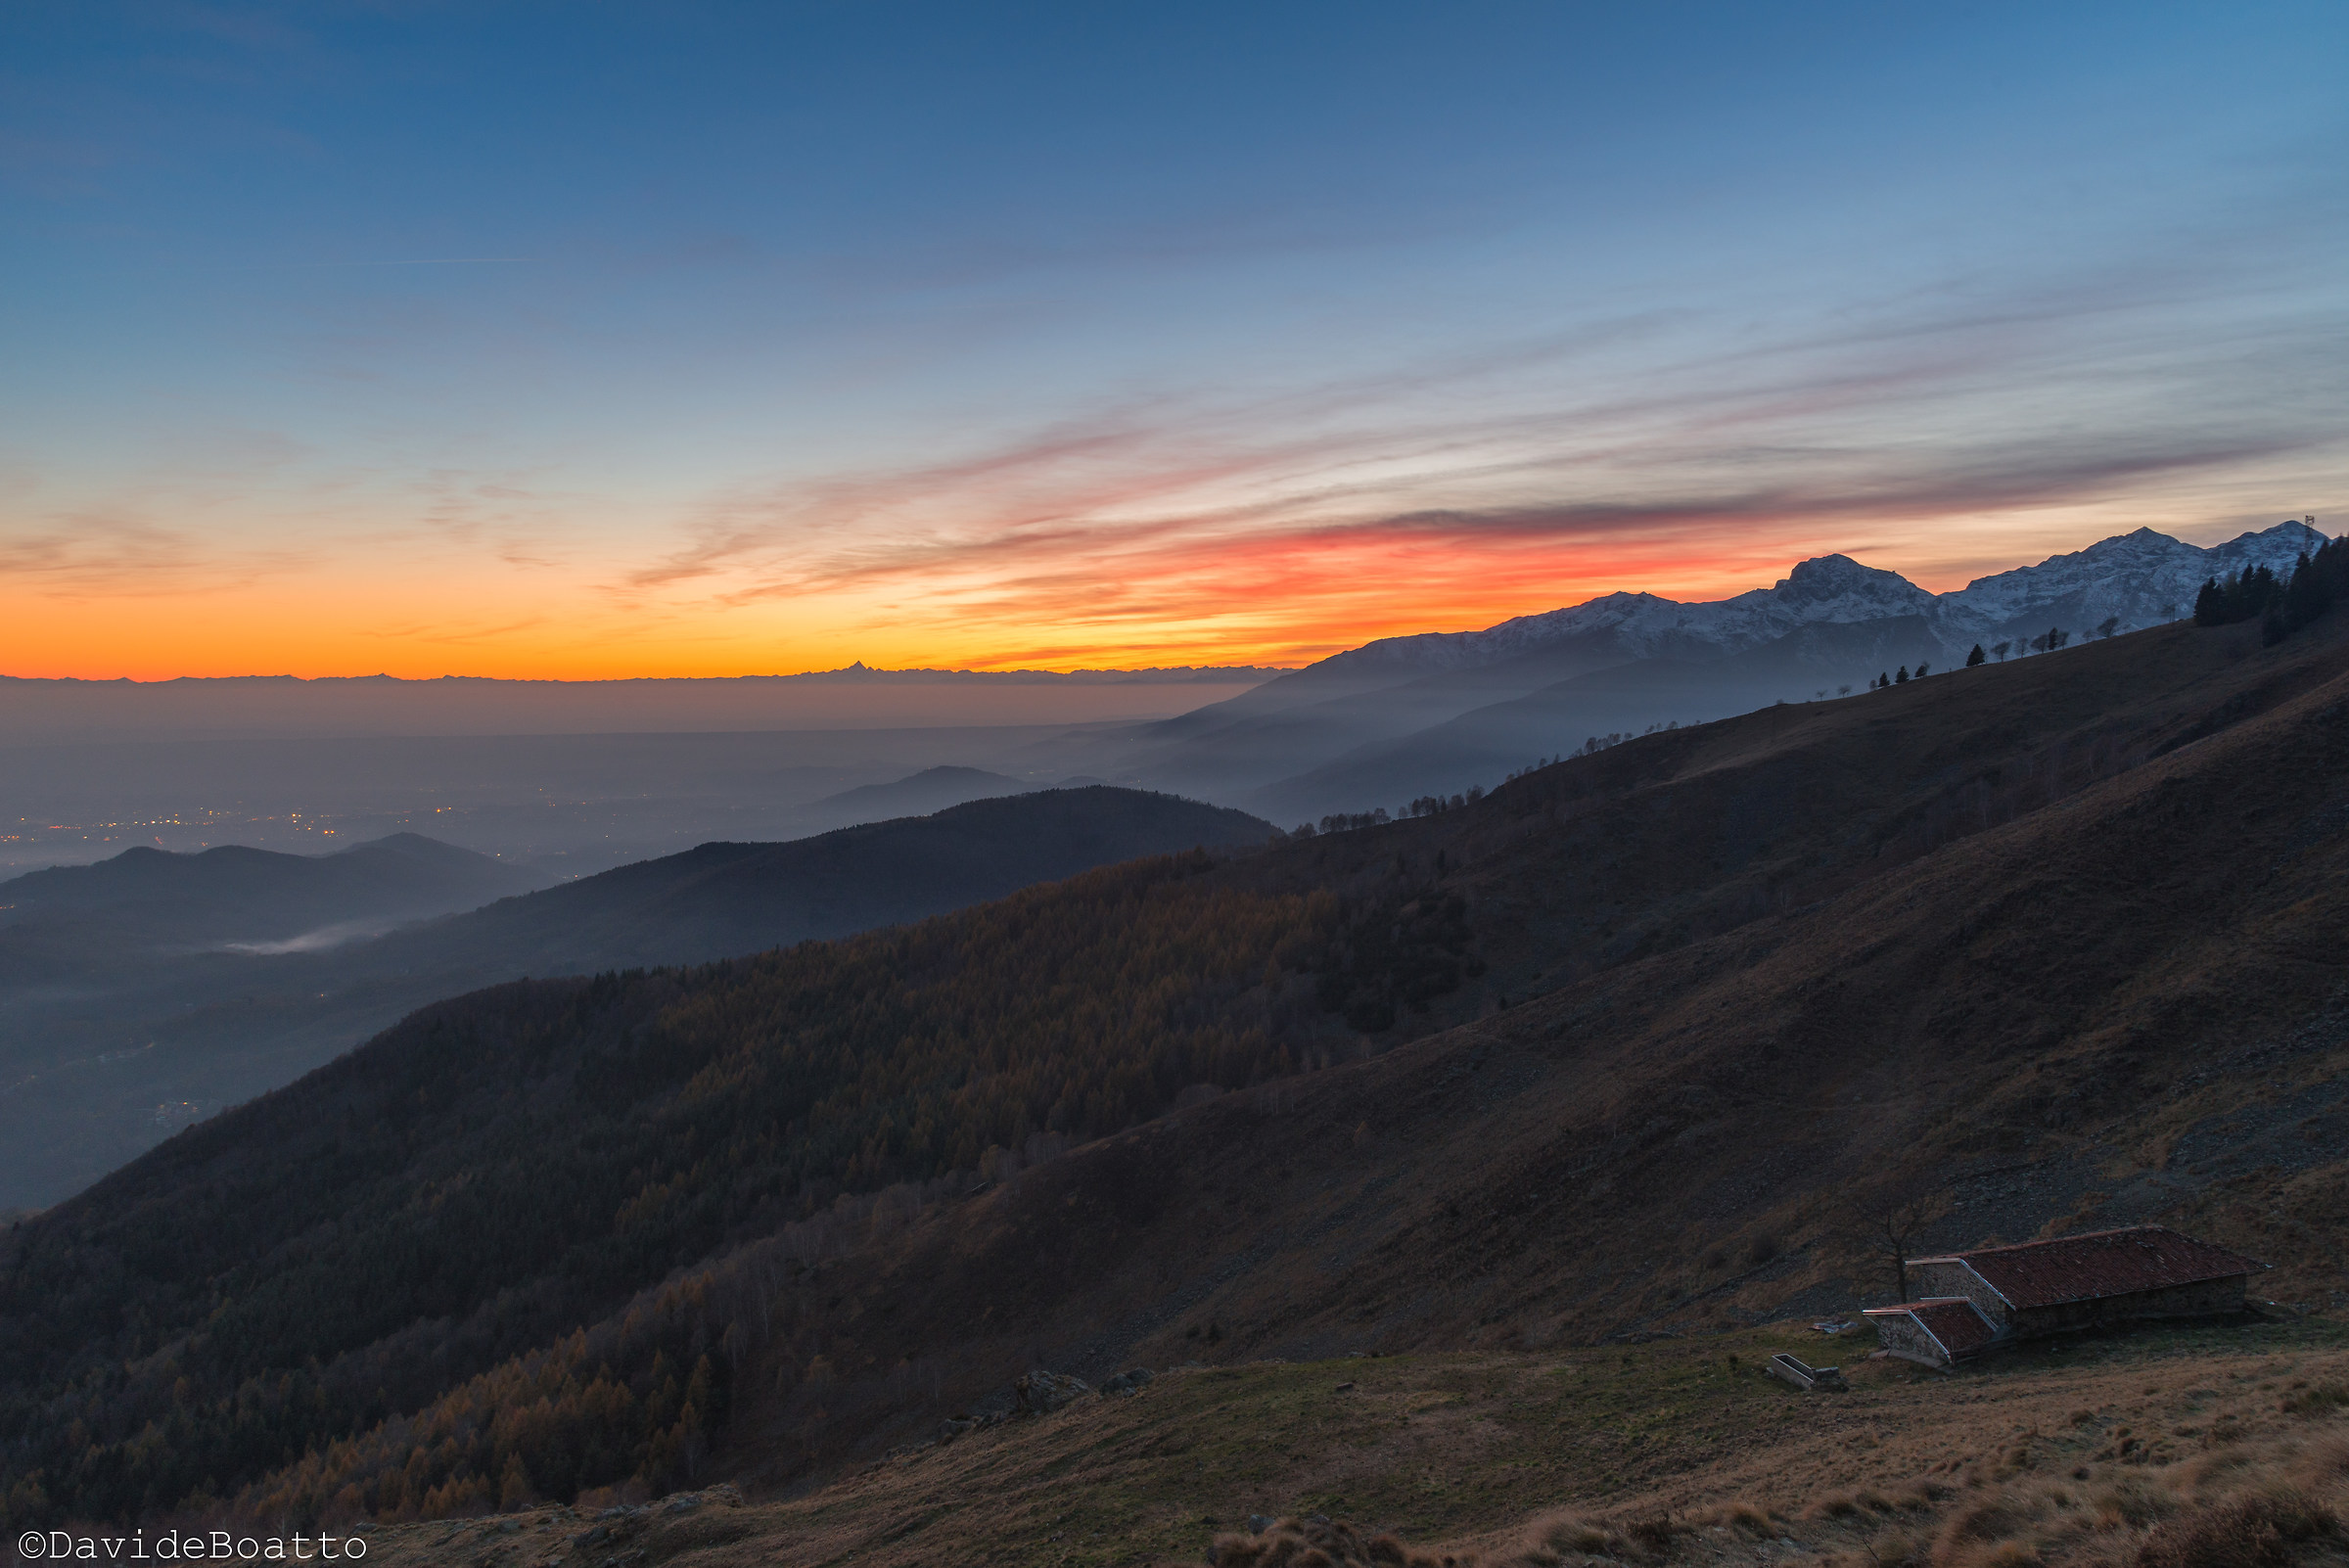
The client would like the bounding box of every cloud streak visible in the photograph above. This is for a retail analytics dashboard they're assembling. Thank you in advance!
[596,252,2348,666]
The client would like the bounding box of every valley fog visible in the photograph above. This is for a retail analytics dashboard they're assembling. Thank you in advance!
[0,723,1137,879]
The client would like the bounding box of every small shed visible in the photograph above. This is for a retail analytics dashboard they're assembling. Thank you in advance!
[1864,1298,1999,1367]
[1863,1225,2265,1368]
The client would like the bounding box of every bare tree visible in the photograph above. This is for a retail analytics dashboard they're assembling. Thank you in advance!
[1876,1198,1929,1303]
[1843,1190,1933,1303]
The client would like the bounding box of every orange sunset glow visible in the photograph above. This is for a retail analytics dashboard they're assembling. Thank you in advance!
[5,477,2304,681]
[6,4,2342,687]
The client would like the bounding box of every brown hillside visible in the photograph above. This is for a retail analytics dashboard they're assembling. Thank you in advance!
[714,614,2349,1488]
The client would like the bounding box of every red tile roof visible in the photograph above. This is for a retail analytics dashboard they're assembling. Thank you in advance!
[1918,1226,2264,1311]
[1864,1298,2000,1358]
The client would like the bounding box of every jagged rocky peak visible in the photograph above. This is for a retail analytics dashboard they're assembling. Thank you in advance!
[1770,554,1933,609]
[2081,527,2191,558]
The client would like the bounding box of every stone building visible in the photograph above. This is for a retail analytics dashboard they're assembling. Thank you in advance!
[1862,1225,2265,1368]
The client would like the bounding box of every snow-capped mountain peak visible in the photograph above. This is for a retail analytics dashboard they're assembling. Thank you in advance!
[2206,519,2326,569]
[1302,519,2327,685]
[1765,554,1938,614]
[1938,519,2323,639]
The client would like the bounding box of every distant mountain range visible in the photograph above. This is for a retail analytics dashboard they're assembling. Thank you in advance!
[0,666,1288,743]
[1101,520,2326,820]
[0,788,1272,1210]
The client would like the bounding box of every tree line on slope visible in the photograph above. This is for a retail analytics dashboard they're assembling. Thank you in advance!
[2195,534,2349,644]
[0,851,1489,1529]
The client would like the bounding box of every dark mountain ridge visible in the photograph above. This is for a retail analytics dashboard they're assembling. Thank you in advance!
[7,605,2348,1527]
[356,784,1275,975]
[0,788,1274,1211]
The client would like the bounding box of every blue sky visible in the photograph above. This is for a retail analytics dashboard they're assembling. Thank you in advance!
[3,1,2344,676]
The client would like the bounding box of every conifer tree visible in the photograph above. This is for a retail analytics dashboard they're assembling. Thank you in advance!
[1966,644,1986,667]
[2193,576,2224,624]
[497,1453,533,1510]
[2278,535,2347,635]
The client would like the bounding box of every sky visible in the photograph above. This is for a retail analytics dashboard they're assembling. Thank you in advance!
[3,2,2345,680]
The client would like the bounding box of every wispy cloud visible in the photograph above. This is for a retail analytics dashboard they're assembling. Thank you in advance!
[602,252,2348,666]
[0,514,207,592]
[0,508,334,599]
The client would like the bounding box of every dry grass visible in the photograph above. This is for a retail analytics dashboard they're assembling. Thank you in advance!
[1205,1514,1447,1567]
[347,1318,2349,1568]
[2286,1386,2349,1418]
[1182,1337,2349,1568]
[1313,1423,2349,1568]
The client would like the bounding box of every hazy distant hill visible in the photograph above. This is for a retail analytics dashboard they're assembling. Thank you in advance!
[361,784,1273,976]
[786,764,1033,832]
[11,602,2348,1527]
[0,832,544,945]
[0,788,1273,1210]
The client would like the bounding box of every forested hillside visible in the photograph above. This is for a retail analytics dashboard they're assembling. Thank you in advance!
[0,786,1271,1211]
[0,853,1354,1522]
[7,608,2349,1529]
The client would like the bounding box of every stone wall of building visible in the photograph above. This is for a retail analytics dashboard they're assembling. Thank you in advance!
[1908,1261,2009,1323]
[1869,1314,1949,1367]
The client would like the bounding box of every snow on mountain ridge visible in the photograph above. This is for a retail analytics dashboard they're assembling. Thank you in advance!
[1315,521,2326,679]
[1938,521,2325,637]
[2205,520,2326,569]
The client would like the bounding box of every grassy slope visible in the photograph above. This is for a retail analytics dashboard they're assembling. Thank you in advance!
[359,1320,2349,1566]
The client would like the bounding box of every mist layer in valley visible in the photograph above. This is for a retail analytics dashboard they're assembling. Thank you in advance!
[6,525,2316,879]
[0,520,2320,1212]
